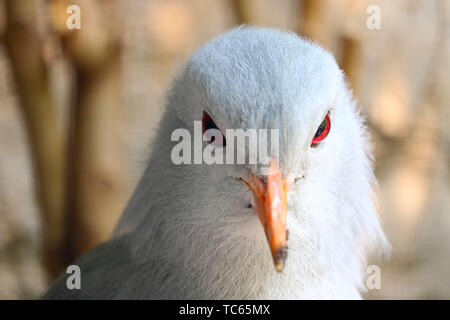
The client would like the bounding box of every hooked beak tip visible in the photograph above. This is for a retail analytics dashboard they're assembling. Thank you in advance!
[273,245,288,272]
[275,263,284,273]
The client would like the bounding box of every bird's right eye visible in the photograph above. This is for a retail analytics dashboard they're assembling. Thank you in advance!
[202,111,226,146]
[311,113,331,146]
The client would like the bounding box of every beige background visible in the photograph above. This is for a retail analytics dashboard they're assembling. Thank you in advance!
[0,0,449,299]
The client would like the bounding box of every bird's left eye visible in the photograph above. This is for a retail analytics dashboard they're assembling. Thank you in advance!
[202,111,226,146]
[311,113,331,146]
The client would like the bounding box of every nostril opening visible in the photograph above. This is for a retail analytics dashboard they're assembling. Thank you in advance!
[247,203,252,209]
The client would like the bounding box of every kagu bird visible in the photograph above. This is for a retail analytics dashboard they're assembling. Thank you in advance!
[44,27,389,299]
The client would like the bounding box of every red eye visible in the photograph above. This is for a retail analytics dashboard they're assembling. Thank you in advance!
[311,114,331,146]
[202,111,226,146]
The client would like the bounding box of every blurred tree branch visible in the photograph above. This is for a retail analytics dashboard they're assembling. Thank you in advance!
[231,0,253,25]
[340,34,362,96]
[298,0,329,46]
[1,0,126,281]
[49,0,125,259]
[2,0,67,279]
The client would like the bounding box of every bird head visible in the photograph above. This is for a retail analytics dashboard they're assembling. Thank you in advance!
[117,27,388,297]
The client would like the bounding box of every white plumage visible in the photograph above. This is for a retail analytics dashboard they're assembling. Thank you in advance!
[44,27,389,299]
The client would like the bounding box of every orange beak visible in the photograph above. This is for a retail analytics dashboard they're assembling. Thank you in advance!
[242,160,292,272]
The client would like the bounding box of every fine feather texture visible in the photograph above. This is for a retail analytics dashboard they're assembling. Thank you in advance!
[44,26,390,300]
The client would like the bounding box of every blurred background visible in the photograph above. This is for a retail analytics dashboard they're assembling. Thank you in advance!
[0,0,448,299]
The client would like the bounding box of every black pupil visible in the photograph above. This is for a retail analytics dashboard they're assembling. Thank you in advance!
[202,112,226,146]
[315,118,327,137]
[204,118,218,142]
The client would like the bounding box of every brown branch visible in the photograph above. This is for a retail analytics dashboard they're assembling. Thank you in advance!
[49,0,126,260]
[3,0,67,279]
[298,0,329,46]
[231,0,253,25]
[340,34,362,96]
